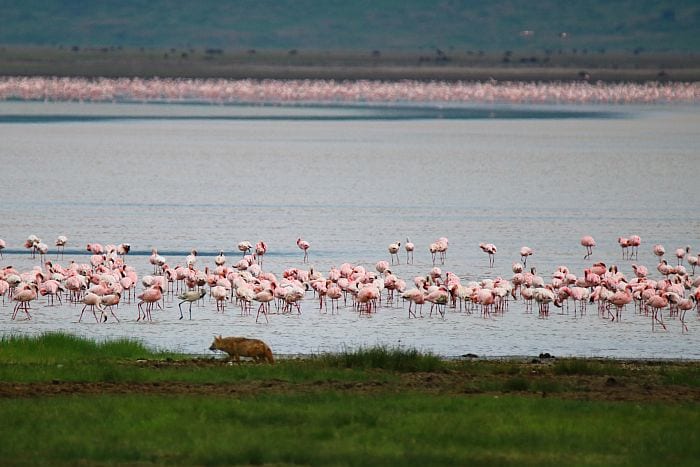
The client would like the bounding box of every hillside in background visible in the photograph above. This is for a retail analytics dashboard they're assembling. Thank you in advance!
[2,0,698,53]
[1,1,698,81]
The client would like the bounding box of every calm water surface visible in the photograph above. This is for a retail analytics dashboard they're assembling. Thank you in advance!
[1,101,698,358]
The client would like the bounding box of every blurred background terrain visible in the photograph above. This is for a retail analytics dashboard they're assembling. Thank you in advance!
[1,0,699,81]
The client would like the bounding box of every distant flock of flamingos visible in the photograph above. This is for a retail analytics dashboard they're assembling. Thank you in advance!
[0,233,698,333]
[1,77,698,105]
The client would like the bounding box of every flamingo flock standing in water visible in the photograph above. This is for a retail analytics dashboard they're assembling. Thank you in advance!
[0,234,698,336]
[0,77,698,105]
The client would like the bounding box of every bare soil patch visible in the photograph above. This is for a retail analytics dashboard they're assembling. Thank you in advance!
[2,358,697,402]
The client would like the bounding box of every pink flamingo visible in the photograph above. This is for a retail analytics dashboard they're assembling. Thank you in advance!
[0,279,9,305]
[296,238,310,263]
[405,238,414,264]
[388,241,401,265]
[86,243,104,255]
[12,284,38,320]
[55,236,67,259]
[255,241,267,266]
[426,286,449,318]
[24,235,40,258]
[254,289,274,323]
[117,243,131,256]
[39,280,65,306]
[479,243,497,267]
[211,285,228,313]
[326,282,342,314]
[581,235,595,259]
[238,241,252,256]
[617,237,630,260]
[79,292,102,323]
[675,246,689,266]
[645,294,668,331]
[608,289,632,322]
[628,235,641,259]
[137,284,164,321]
[100,293,121,322]
[677,297,695,333]
[519,246,533,267]
[402,288,425,318]
[688,253,698,275]
[653,244,665,262]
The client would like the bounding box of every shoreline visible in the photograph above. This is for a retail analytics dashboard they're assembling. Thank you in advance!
[2,47,700,82]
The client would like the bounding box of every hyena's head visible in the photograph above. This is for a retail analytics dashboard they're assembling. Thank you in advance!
[209,335,223,352]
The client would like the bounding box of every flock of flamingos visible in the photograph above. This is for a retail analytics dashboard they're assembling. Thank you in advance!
[1,77,698,104]
[1,233,698,334]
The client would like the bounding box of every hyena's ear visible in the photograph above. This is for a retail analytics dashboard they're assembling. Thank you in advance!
[218,334,222,340]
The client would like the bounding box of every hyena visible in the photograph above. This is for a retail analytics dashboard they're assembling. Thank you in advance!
[209,335,274,364]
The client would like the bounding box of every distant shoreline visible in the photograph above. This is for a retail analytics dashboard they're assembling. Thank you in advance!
[2,46,699,82]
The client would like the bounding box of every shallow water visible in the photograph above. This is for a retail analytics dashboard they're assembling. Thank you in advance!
[1,101,699,358]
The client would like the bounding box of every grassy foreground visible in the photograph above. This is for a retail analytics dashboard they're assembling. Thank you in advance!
[0,333,698,465]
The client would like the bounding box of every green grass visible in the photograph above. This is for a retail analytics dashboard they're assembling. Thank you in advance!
[312,345,445,372]
[0,333,699,465]
[0,331,178,363]
[0,393,697,465]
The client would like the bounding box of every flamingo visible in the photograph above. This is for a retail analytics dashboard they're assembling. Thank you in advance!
[55,235,67,258]
[479,243,497,267]
[255,241,267,266]
[186,249,198,268]
[675,246,689,266]
[581,236,595,259]
[653,244,665,262]
[405,238,414,264]
[533,287,555,318]
[388,241,401,265]
[628,235,641,259]
[296,238,310,263]
[646,294,668,331]
[617,237,629,260]
[238,241,252,256]
[677,297,694,333]
[519,246,533,267]
[402,288,425,318]
[79,292,102,323]
[100,293,121,322]
[214,250,226,267]
[687,253,698,275]
[137,284,164,321]
[254,289,274,323]
[326,283,342,314]
[12,284,38,320]
[426,286,449,318]
[86,243,104,255]
[436,237,448,264]
[25,235,41,258]
[608,289,632,322]
[39,280,65,306]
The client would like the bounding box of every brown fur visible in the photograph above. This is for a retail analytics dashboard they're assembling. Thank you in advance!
[209,335,274,364]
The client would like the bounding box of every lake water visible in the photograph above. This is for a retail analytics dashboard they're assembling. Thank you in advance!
[1,100,699,359]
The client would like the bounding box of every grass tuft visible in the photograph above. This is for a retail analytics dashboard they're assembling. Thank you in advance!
[312,345,445,372]
[0,332,177,364]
